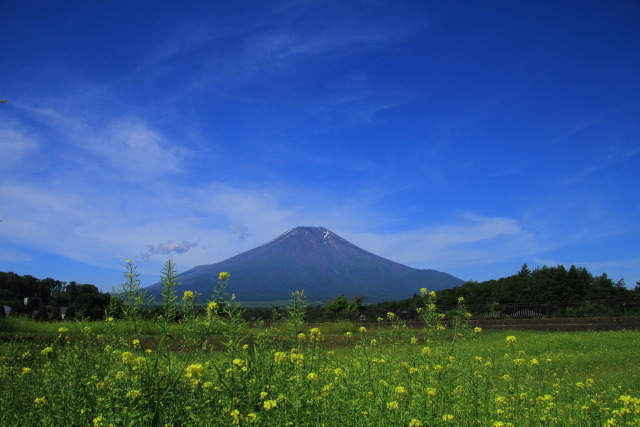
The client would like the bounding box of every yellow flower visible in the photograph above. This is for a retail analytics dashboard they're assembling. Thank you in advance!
[125,259,132,263]
[263,400,277,410]
[57,327,69,333]
[274,352,287,363]
[133,356,146,370]
[21,367,31,374]
[183,290,194,299]
[386,311,396,320]
[420,287,428,295]
[474,327,482,333]
[410,337,418,344]
[442,414,455,422]
[395,386,406,394]
[132,339,141,347]
[232,358,246,370]
[185,363,205,384]
[457,296,464,303]
[307,372,318,381]
[40,346,53,355]
[34,396,46,405]
[421,346,431,355]
[309,327,322,342]
[344,331,353,338]
[429,291,436,298]
[125,389,141,399]
[207,301,218,311]
[229,409,240,424]
[290,351,304,365]
[409,419,423,427]
[386,401,399,410]
[359,326,367,333]
[426,388,437,397]
[218,272,230,281]
[121,351,134,364]
[505,335,517,344]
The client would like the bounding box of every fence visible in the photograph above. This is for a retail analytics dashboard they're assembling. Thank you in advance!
[312,299,640,323]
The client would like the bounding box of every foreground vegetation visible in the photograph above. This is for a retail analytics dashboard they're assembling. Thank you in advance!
[1,323,639,426]
[1,261,639,426]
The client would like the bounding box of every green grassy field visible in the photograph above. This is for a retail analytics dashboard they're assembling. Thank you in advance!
[1,316,639,426]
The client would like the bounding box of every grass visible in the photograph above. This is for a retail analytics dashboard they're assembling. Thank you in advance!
[1,316,639,426]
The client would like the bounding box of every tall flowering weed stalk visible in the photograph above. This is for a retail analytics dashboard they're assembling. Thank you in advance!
[417,288,445,339]
[208,272,245,357]
[119,259,148,321]
[450,296,474,341]
[286,290,308,339]
[159,258,180,322]
[114,259,154,352]
[102,259,197,425]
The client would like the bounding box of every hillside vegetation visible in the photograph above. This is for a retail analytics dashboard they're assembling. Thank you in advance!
[1,263,638,322]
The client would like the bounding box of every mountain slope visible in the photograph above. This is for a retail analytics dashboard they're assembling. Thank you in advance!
[145,226,464,303]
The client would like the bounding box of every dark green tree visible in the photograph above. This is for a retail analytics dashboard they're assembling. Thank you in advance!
[325,294,364,319]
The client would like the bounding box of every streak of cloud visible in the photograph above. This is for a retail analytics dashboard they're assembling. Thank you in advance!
[228,224,249,240]
[140,241,199,261]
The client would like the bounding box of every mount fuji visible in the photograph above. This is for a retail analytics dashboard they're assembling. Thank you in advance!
[144,226,464,303]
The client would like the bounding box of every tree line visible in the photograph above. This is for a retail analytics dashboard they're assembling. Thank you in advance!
[1,264,638,321]
[0,272,111,320]
[364,264,640,317]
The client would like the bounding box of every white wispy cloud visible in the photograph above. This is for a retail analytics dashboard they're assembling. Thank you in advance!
[19,104,189,180]
[344,214,538,272]
[97,117,189,177]
[0,120,40,169]
[244,24,409,69]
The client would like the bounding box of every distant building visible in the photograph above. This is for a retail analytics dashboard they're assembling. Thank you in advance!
[23,297,42,307]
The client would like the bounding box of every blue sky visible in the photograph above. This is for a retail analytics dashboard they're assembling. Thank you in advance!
[1,1,639,293]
